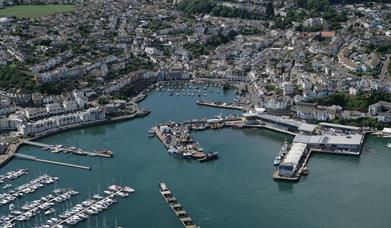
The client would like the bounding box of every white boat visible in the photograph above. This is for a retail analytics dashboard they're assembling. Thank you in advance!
[44,208,55,215]
[3,184,12,189]
[387,143,391,148]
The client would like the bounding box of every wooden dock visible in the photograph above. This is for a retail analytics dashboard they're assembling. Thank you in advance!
[159,182,198,228]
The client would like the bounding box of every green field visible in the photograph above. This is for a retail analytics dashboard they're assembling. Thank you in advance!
[0,5,75,18]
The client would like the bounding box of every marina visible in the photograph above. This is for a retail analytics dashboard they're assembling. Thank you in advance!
[159,182,198,228]
[0,188,78,227]
[38,185,134,227]
[0,174,58,206]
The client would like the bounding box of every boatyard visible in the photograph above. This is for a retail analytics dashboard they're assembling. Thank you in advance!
[159,182,198,228]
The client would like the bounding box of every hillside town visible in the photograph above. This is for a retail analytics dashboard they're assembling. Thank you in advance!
[0,0,390,148]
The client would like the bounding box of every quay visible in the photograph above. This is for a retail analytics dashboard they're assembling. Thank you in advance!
[196,100,247,111]
[159,182,198,228]
[15,153,91,170]
[152,116,243,160]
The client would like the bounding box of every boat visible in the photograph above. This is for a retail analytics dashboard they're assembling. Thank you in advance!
[198,151,219,162]
[191,152,206,159]
[273,156,281,167]
[302,167,309,175]
[3,184,12,189]
[387,143,391,148]
[45,208,55,215]
[167,148,181,157]
[148,129,155,138]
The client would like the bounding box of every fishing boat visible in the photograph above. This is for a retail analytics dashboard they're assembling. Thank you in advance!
[198,151,219,162]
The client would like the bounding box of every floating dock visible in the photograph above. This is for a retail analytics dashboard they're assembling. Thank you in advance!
[159,182,198,228]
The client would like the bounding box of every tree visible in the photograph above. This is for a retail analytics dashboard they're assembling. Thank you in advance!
[97,95,109,105]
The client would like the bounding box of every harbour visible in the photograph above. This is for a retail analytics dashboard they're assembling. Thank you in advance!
[0,86,389,228]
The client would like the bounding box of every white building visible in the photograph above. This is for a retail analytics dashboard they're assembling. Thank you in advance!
[46,103,64,115]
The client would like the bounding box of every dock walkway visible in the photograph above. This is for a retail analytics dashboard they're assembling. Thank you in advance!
[159,182,198,228]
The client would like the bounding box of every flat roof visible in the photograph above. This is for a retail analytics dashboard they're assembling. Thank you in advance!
[319,122,361,131]
[294,134,363,145]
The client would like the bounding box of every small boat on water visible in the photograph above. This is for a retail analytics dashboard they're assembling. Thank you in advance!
[45,208,55,216]
[198,151,219,162]
[148,130,155,138]
[387,143,391,148]
[302,167,309,175]
[3,184,12,189]
[168,148,181,157]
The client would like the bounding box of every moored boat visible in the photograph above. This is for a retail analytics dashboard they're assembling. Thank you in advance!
[198,151,219,162]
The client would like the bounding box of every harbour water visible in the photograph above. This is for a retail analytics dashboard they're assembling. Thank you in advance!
[1,85,390,228]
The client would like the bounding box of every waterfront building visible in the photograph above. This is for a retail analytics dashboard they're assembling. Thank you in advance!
[293,133,364,154]
[242,112,317,134]
[278,142,308,177]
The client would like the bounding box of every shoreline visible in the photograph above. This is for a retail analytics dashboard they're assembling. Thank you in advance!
[0,110,150,167]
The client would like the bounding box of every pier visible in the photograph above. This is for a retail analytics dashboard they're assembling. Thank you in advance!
[159,182,198,228]
[15,153,91,170]
[21,140,112,158]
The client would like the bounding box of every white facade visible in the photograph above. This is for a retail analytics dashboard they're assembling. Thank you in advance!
[46,103,64,115]
[18,108,106,135]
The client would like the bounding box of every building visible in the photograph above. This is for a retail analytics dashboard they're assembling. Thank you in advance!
[278,142,308,177]
[293,133,364,154]
[368,101,391,116]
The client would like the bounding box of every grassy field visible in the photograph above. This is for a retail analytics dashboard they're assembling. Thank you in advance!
[0,5,75,18]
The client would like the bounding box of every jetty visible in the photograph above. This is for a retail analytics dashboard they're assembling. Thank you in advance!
[196,100,247,111]
[15,153,91,170]
[0,168,28,185]
[21,140,112,158]
[159,182,198,228]
[45,185,134,227]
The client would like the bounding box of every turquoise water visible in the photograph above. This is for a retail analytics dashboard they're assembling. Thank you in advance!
[1,84,390,228]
